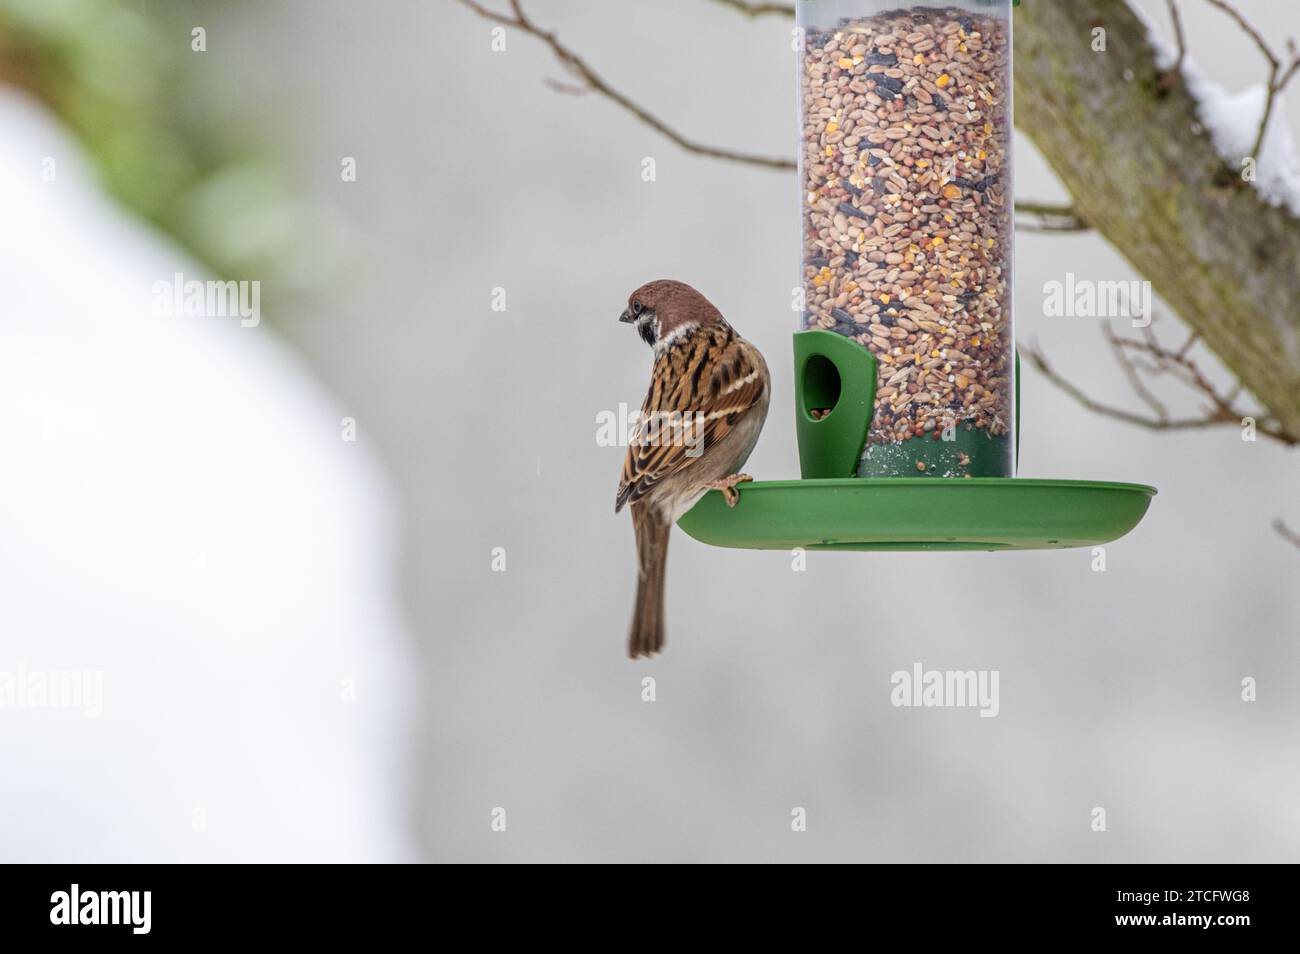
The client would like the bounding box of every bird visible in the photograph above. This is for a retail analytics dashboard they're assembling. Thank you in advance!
[615,280,770,660]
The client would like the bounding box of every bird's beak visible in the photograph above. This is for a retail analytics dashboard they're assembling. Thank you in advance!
[619,308,634,323]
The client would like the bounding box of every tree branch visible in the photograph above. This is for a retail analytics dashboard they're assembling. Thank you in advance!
[1104,322,1169,421]
[1022,342,1234,435]
[1015,201,1091,233]
[1274,518,1300,550]
[1023,318,1298,446]
[459,2,1090,228]
[1165,0,1187,79]
[1015,0,1300,442]
[709,0,794,17]
[453,0,795,170]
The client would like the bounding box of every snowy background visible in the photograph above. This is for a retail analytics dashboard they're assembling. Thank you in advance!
[0,90,414,862]
[1,0,1298,862]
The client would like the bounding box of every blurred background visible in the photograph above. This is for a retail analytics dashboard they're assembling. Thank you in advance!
[1,0,1297,862]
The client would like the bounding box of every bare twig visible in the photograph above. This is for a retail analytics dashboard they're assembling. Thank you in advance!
[1278,52,1300,98]
[1017,223,1090,234]
[1015,201,1090,233]
[454,0,796,170]
[1175,329,1199,360]
[1200,0,1300,160]
[1164,0,1187,77]
[709,0,795,17]
[1117,332,1297,441]
[1202,0,1277,69]
[456,0,1098,237]
[543,77,592,95]
[1023,320,1299,446]
[1104,322,1168,420]
[1274,518,1300,549]
[1022,342,1229,433]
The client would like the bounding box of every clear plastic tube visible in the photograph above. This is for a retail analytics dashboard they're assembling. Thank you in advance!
[797,1,1014,477]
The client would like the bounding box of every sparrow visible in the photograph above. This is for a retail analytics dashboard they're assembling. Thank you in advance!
[615,280,770,660]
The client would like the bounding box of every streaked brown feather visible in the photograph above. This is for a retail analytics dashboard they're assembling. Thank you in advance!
[615,323,766,513]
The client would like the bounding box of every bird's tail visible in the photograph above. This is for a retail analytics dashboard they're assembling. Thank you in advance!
[629,505,671,659]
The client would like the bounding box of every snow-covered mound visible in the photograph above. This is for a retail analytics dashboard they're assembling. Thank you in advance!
[0,89,416,862]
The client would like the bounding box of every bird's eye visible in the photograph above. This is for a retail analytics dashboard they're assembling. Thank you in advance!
[632,300,644,315]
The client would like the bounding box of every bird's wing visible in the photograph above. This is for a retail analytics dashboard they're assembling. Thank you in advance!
[616,328,766,513]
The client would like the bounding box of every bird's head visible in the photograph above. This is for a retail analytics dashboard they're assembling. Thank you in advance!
[619,279,724,350]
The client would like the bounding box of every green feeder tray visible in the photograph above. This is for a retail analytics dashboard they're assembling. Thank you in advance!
[678,331,1156,552]
[678,477,1156,552]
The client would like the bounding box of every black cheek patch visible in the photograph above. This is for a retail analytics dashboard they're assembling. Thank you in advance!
[638,319,657,347]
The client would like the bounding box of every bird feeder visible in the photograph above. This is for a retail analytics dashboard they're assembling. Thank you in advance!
[679,0,1156,551]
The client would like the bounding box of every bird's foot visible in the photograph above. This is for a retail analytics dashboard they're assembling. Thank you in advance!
[705,473,753,508]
